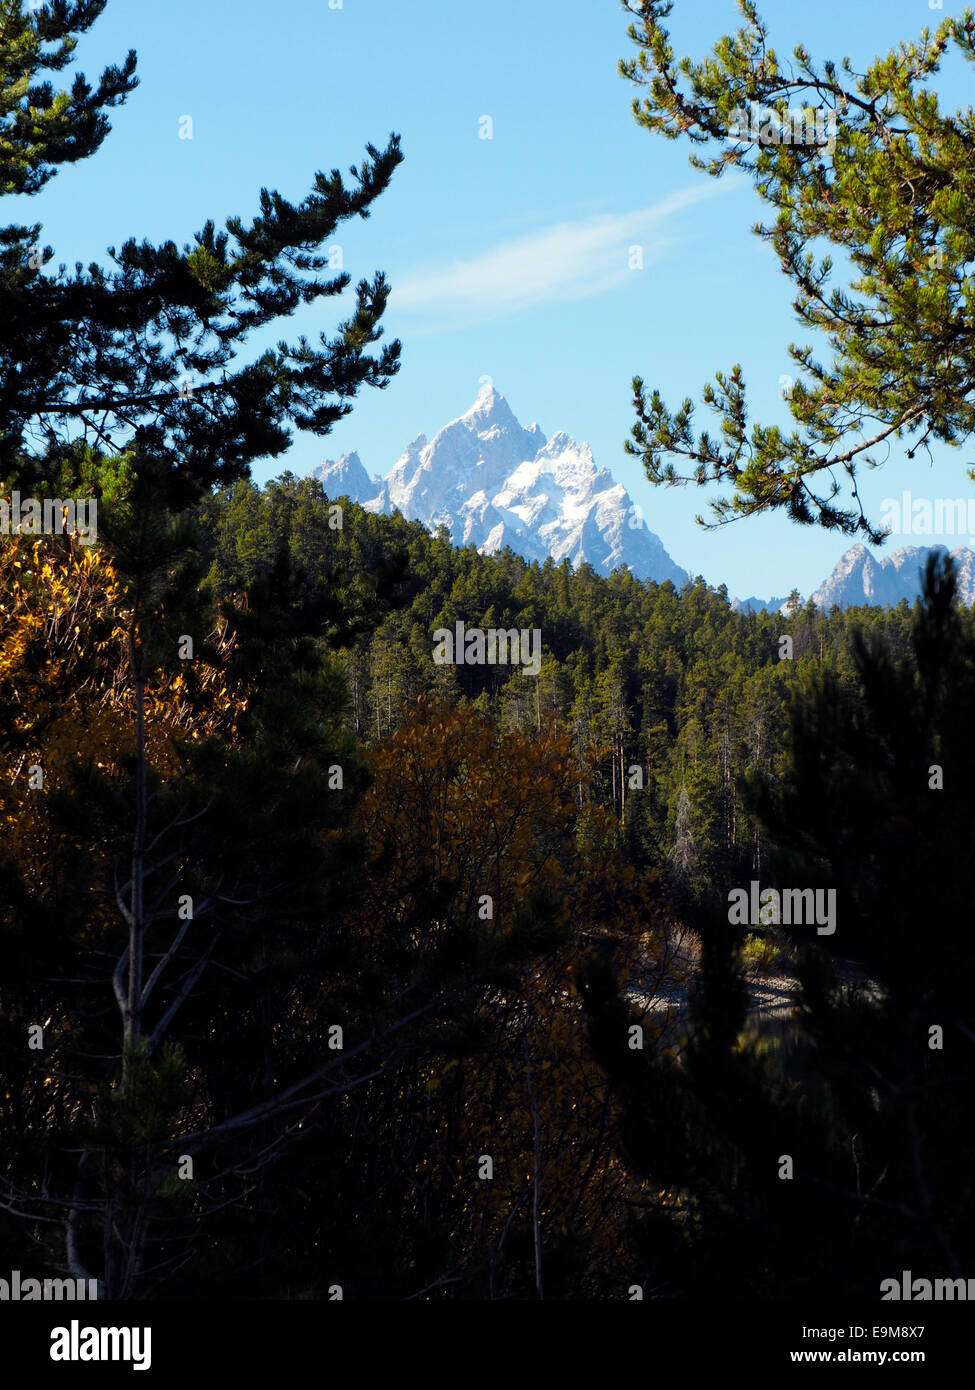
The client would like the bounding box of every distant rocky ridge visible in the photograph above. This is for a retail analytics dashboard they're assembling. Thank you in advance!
[806,543,975,610]
[740,544,975,613]
[732,594,789,615]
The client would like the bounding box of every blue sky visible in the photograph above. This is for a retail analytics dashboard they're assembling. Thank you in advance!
[15,0,975,599]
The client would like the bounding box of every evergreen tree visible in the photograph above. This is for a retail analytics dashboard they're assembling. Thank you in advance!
[619,1,975,540]
[2,3,402,504]
[581,554,975,1296]
[0,0,405,1295]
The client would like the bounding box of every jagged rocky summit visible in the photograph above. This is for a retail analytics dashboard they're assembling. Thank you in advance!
[308,383,689,586]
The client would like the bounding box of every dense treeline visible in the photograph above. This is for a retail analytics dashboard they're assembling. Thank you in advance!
[199,473,922,894]
[4,467,972,1299]
[177,473,965,1297]
[3,469,973,1298]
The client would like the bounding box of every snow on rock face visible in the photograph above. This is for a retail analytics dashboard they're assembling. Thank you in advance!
[310,450,388,513]
[306,415,975,610]
[805,544,975,611]
[308,450,372,497]
[309,386,689,585]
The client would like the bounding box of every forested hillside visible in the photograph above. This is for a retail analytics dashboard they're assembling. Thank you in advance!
[200,473,921,894]
[6,469,970,1298]
[95,471,962,1299]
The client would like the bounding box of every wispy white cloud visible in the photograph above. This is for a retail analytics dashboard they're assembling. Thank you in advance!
[392,183,739,327]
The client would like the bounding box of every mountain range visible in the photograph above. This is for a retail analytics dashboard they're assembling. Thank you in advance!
[308,386,975,612]
[309,384,688,586]
[738,544,975,613]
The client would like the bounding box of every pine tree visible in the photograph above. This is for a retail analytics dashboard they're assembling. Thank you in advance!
[2,3,402,503]
[0,0,405,1295]
[580,554,975,1297]
[620,1,975,540]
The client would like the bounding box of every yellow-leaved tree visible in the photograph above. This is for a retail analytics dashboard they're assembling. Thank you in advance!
[325,695,678,1298]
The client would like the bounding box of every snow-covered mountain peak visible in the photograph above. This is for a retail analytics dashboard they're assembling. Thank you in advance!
[307,385,689,586]
[741,542,975,613]
[453,383,526,441]
[309,449,374,495]
[529,433,602,490]
[308,395,975,611]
